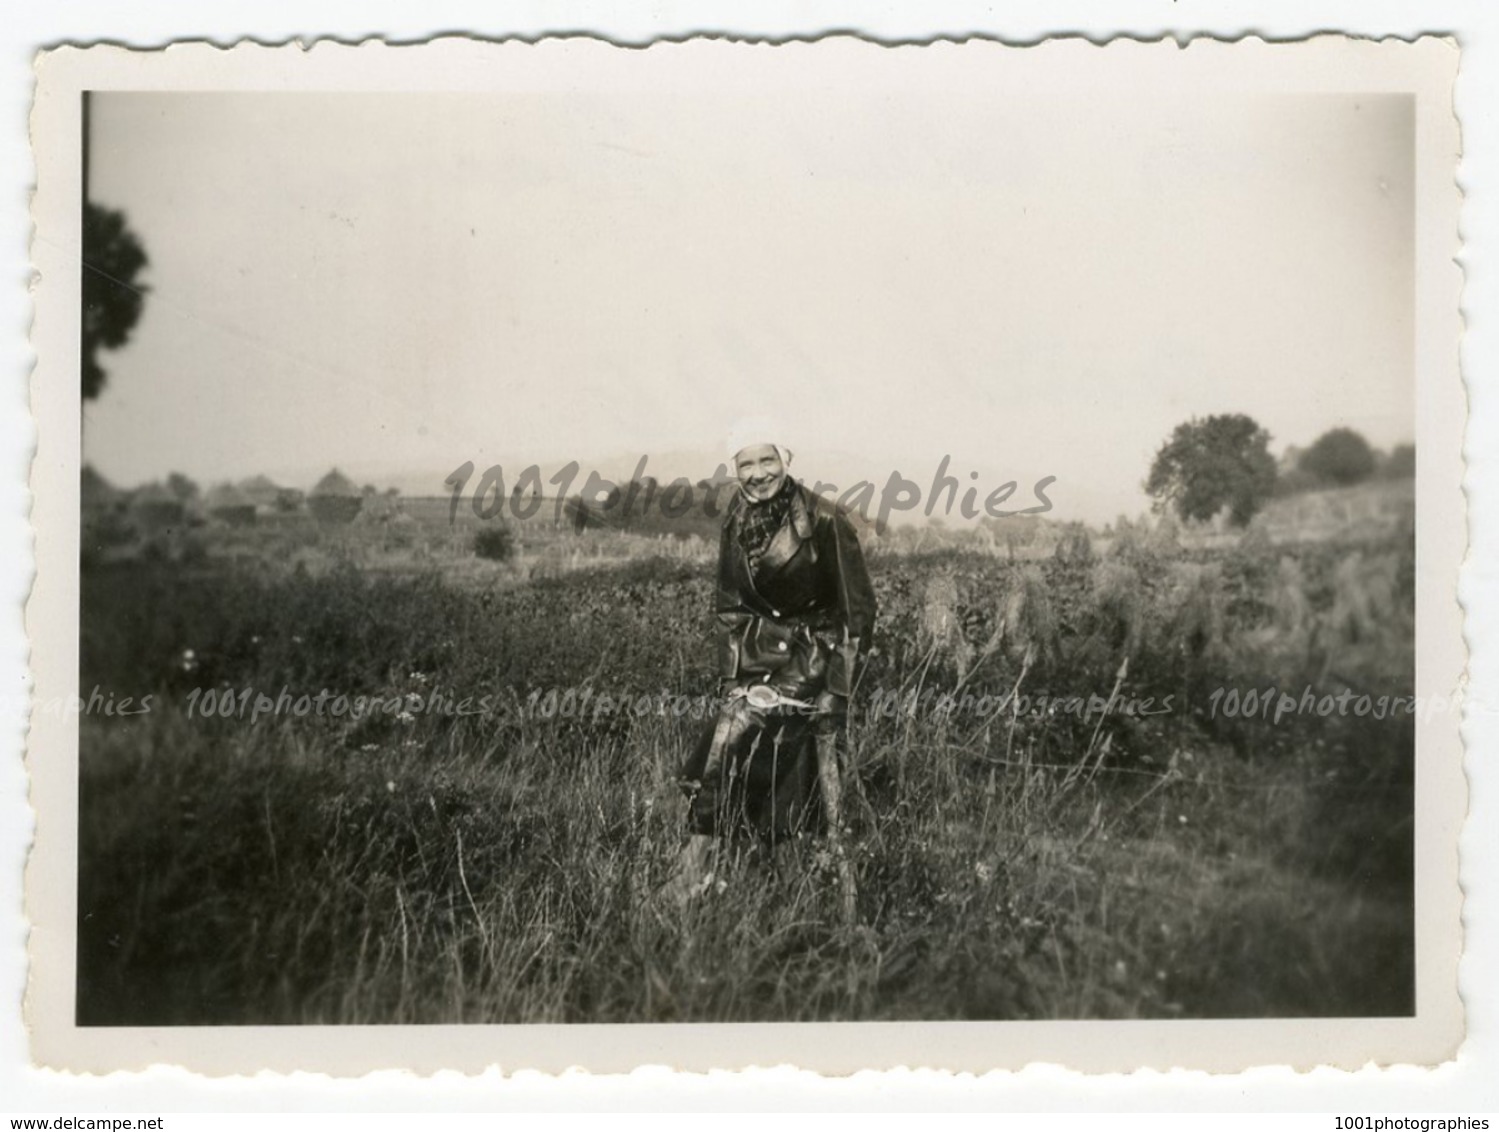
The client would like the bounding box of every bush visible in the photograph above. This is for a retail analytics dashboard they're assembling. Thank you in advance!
[81,507,136,559]
[1382,444,1415,480]
[1300,428,1377,487]
[1052,523,1094,566]
[472,524,515,562]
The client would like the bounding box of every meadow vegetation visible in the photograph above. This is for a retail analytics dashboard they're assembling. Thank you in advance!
[75,508,1417,1024]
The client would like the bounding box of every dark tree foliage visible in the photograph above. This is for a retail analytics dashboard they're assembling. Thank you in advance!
[82,203,149,401]
[563,496,612,533]
[274,488,305,512]
[472,524,515,562]
[165,472,200,503]
[1146,413,1278,527]
[1382,443,1416,480]
[1300,427,1377,487]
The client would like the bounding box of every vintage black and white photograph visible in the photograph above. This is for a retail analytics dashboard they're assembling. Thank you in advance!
[26,36,1465,1072]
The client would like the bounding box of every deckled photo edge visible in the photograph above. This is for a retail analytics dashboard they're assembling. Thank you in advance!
[23,34,1466,1077]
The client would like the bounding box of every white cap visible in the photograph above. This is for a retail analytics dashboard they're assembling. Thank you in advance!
[727,414,794,467]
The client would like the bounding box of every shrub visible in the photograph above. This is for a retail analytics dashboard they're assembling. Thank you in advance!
[1300,428,1377,487]
[472,524,515,562]
[1052,523,1094,566]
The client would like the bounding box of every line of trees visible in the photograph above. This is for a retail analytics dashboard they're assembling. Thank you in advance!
[1146,414,1414,528]
[84,202,1409,542]
[1282,429,1414,494]
[563,474,727,539]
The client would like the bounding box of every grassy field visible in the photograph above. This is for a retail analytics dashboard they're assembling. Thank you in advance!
[75,517,1416,1024]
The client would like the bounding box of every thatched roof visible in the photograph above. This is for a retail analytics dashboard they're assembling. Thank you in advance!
[311,468,360,498]
[205,482,254,511]
[131,482,179,507]
[238,474,283,505]
[355,492,402,521]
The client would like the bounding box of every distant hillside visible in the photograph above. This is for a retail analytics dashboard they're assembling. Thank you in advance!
[1252,478,1414,542]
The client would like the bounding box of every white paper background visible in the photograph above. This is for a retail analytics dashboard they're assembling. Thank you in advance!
[2,0,1495,1113]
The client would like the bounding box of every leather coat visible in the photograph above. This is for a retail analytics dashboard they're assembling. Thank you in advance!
[715,480,877,700]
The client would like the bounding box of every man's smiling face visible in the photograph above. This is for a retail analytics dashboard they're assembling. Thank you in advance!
[735,443,787,503]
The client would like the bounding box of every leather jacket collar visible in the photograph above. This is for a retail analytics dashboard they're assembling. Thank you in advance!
[726,479,816,585]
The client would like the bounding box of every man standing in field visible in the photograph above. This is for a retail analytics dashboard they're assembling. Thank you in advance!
[669,423,877,918]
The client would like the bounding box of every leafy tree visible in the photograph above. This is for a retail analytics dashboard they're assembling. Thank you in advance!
[82,203,149,401]
[1146,413,1277,527]
[1300,427,1377,487]
[1382,443,1416,480]
[165,472,200,503]
[617,476,659,522]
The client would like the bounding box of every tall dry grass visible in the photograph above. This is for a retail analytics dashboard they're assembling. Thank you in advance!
[75,526,1416,1024]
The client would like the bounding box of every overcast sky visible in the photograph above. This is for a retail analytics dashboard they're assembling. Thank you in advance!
[83,85,1414,523]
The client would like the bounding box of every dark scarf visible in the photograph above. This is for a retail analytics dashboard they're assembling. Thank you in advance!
[736,476,796,570]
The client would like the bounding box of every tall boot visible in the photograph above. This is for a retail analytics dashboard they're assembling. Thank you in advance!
[815,729,858,925]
